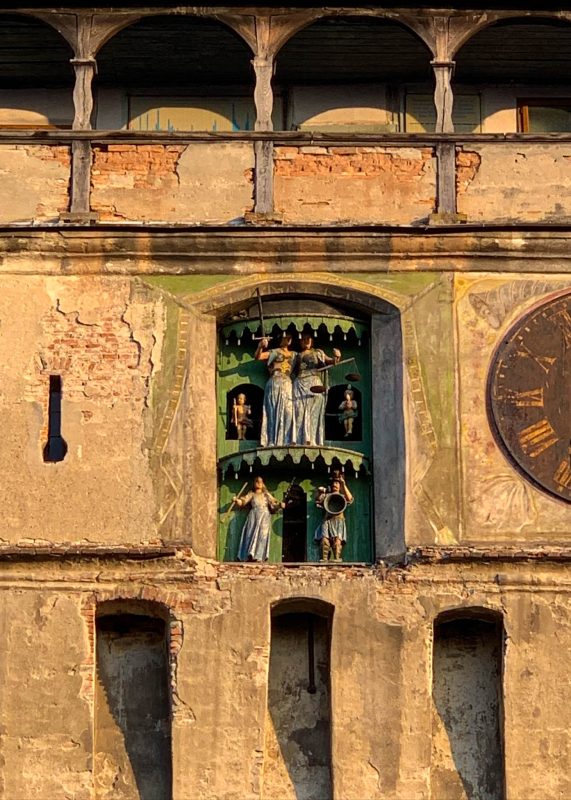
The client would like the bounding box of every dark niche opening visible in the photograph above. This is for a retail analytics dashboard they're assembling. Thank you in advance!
[225,382,264,442]
[95,613,172,800]
[263,610,332,800]
[432,613,505,800]
[325,383,362,442]
[281,484,307,563]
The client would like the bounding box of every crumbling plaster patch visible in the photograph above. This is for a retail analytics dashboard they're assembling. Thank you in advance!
[274,146,436,224]
[457,144,571,222]
[91,142,254,223]
[0,145,70,224]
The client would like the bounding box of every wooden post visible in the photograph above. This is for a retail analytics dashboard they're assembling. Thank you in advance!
[70,139,93,215]
[68,55,96,219]
[436,141,457,216]
[432,60,455,134]
[252,51,276,216]
[72,57,96,130]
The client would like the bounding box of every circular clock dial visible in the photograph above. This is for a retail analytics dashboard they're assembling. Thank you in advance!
[488,292,571,504]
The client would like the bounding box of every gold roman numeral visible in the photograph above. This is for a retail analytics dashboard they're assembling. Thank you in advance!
[498,387,544,408]
[518,419,560,457]
[517,343,557,374]
[554,459,571,490]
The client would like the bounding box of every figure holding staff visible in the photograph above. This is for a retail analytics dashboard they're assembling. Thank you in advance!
[233,476,285,562]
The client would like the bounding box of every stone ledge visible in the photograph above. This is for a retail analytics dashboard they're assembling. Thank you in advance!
[407,545,571,563]
[0,544,177,561]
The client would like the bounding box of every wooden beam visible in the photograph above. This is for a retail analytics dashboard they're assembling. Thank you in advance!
[432,60,455,134]
[69,138,92,216]
[254,140,274,215]
[436,140,457,216]
[253,19,275,215]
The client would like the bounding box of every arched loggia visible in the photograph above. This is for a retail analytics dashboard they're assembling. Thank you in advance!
[454,18,571,133]
[274,16,433,133]
[94,16,255,131]
[0,13,74,127]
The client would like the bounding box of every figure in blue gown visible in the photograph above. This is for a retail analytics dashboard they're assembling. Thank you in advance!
[255,334,295,447]
[292,335,341,446]
[234,477,284,561]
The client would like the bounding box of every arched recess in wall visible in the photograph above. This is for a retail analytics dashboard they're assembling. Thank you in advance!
[212,281,405,564]
[431,608,505,800]
[273,16,433,132]
[263,598,334,800]
[95,16,255,131]
[453,18,571,133]
[0,13,74,128]
[95,599,173,800]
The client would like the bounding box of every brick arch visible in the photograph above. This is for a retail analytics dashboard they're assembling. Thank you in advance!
[271,596,335,619]
[96,597,172,621]
[194,276,402,319]
[434,606,504,626]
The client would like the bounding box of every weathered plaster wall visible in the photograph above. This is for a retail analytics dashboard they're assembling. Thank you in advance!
[0,588,92,800]
[0,145,70,223]
[2,268,569,550]
[457,144,571,223]
[0,558,568,800]
[274,146,436,224]
[91,143,254,223]
[0,276,162,544]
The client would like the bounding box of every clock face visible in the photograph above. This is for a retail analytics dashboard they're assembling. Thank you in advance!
[488,292,571,504]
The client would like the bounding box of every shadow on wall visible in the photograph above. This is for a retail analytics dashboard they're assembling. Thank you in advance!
[95,613,172,800]
[263,611,332,800]
[432,614,505,800]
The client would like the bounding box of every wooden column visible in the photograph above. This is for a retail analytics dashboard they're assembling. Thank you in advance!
[432,60,455,134]
[432,60,458,217]
[435,141,457,216]
[69,56,96,218]
[252,53,275,215]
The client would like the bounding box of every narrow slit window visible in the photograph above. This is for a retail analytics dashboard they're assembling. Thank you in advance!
[43,375,67,463]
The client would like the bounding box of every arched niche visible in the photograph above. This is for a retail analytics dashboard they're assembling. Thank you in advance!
[431,609,505,800]
[274,16,433,133]
[95,16,255,131]
[454,18,571,133]
[212,288,405,564]
[95,600,172,800]
[225,382,264,443]
[325,383,362,443]
[0,13,74,128]
[264,599,334,800]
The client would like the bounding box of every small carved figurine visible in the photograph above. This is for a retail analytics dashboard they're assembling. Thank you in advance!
[338,387,358,437]
[233,476,285,562]
[233,393,252,440]
[314,473,354,562]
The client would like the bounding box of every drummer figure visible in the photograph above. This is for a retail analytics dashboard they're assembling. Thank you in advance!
[314,473,354,562]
